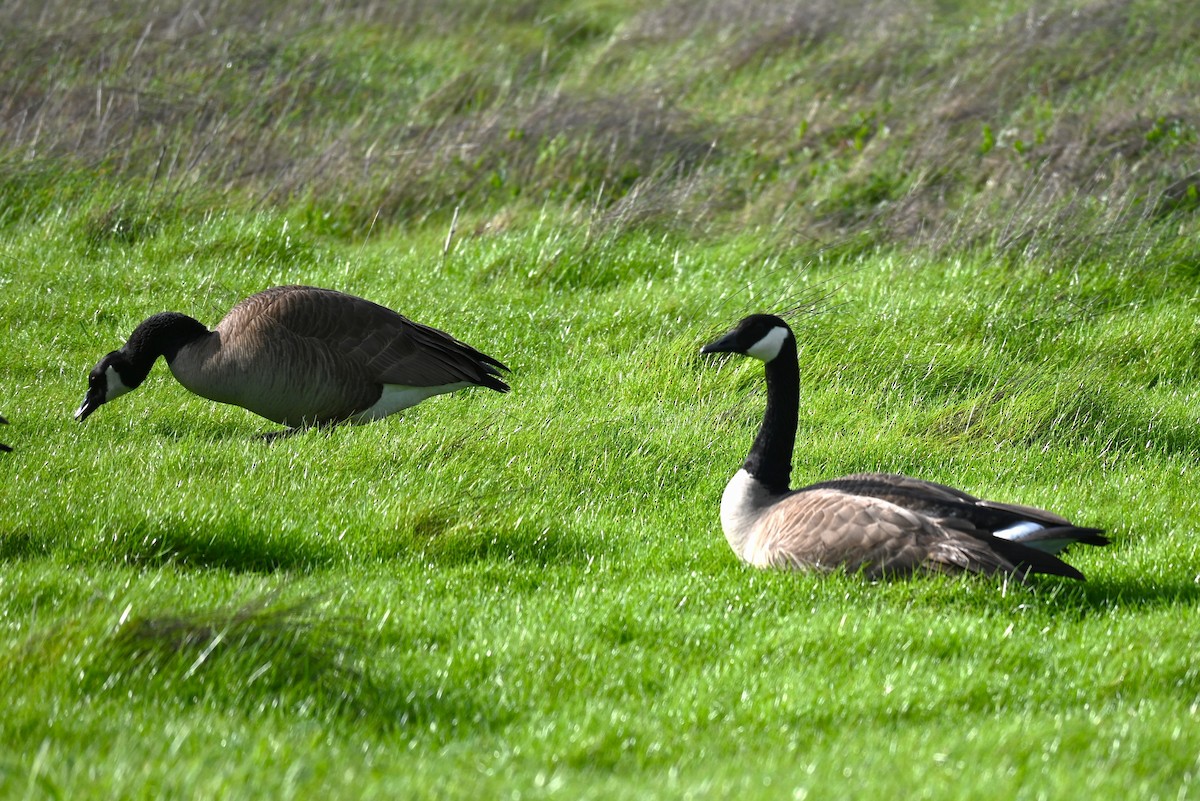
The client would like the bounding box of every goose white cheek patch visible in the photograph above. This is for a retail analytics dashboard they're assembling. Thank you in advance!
[745,326,789,361]
[104,365,135,402]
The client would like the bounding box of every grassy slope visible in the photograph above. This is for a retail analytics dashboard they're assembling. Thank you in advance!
[2,1,1200,799]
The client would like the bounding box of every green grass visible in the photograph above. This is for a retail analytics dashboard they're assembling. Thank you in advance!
[3,0,1200,798]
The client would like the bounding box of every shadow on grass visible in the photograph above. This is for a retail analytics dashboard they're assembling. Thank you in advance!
[0,521,337,573]
[89,594,501,736]
[2,512,601,575]
[0,528,54,561]
[111,518,343,573]
[730,556,1200,618]
[146,420,305,443]
[1058,574,1200,611]
[397,512,601,569]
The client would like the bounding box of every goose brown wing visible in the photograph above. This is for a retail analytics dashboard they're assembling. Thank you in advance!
[362,318,508,389]
[807,472,983,502]
[220,286,507,390]
[750,488,1020,578]
[801,472,1075,529]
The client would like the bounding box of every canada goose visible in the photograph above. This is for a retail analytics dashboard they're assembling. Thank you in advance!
[75,285,509,431]
[0,414,9,452]
[701,314,1108,580]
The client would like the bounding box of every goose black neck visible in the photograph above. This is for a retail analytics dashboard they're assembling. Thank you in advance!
[122,312,210,375]
[743,338,799,494]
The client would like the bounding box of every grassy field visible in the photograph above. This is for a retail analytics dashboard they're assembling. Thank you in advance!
[2,1,1200,798]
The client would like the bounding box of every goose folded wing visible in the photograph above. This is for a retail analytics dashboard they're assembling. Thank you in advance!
[750,488,1021,578]
[364,320,502,387]
[234,288,494,388]
[801,472,1075,529]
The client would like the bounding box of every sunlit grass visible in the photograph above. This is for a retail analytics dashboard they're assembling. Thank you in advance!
[3,204,1200,798]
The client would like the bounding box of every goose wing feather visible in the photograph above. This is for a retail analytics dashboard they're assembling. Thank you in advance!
[360,319,507,388]
[803,471,1075,528]
[221,286,501,388]
[747,488,1020,578]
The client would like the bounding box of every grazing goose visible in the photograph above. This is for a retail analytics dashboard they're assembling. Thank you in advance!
[0,414,9,452]
[701,314,1108,580]
[75,285,509,431]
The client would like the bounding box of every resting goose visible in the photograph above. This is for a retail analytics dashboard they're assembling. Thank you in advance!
[75,285,509,431]
[701,314,1108,580]
[0,414,9,452]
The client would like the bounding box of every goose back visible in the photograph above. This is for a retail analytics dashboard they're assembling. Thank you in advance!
[166,286,508,427]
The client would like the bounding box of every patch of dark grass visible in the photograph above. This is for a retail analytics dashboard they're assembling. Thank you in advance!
[1073,574,1200,611]
[91,595,389,722]
[0,528,54,561]
[82,593,511,736]
[112,517,344,574]
[401,516,598,569]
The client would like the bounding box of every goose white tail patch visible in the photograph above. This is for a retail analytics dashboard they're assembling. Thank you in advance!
[745,326,789,362]
[994,520,1045,542]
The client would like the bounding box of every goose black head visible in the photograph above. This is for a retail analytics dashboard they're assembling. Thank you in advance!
[701,314,794,363]
[75,351,142,422]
